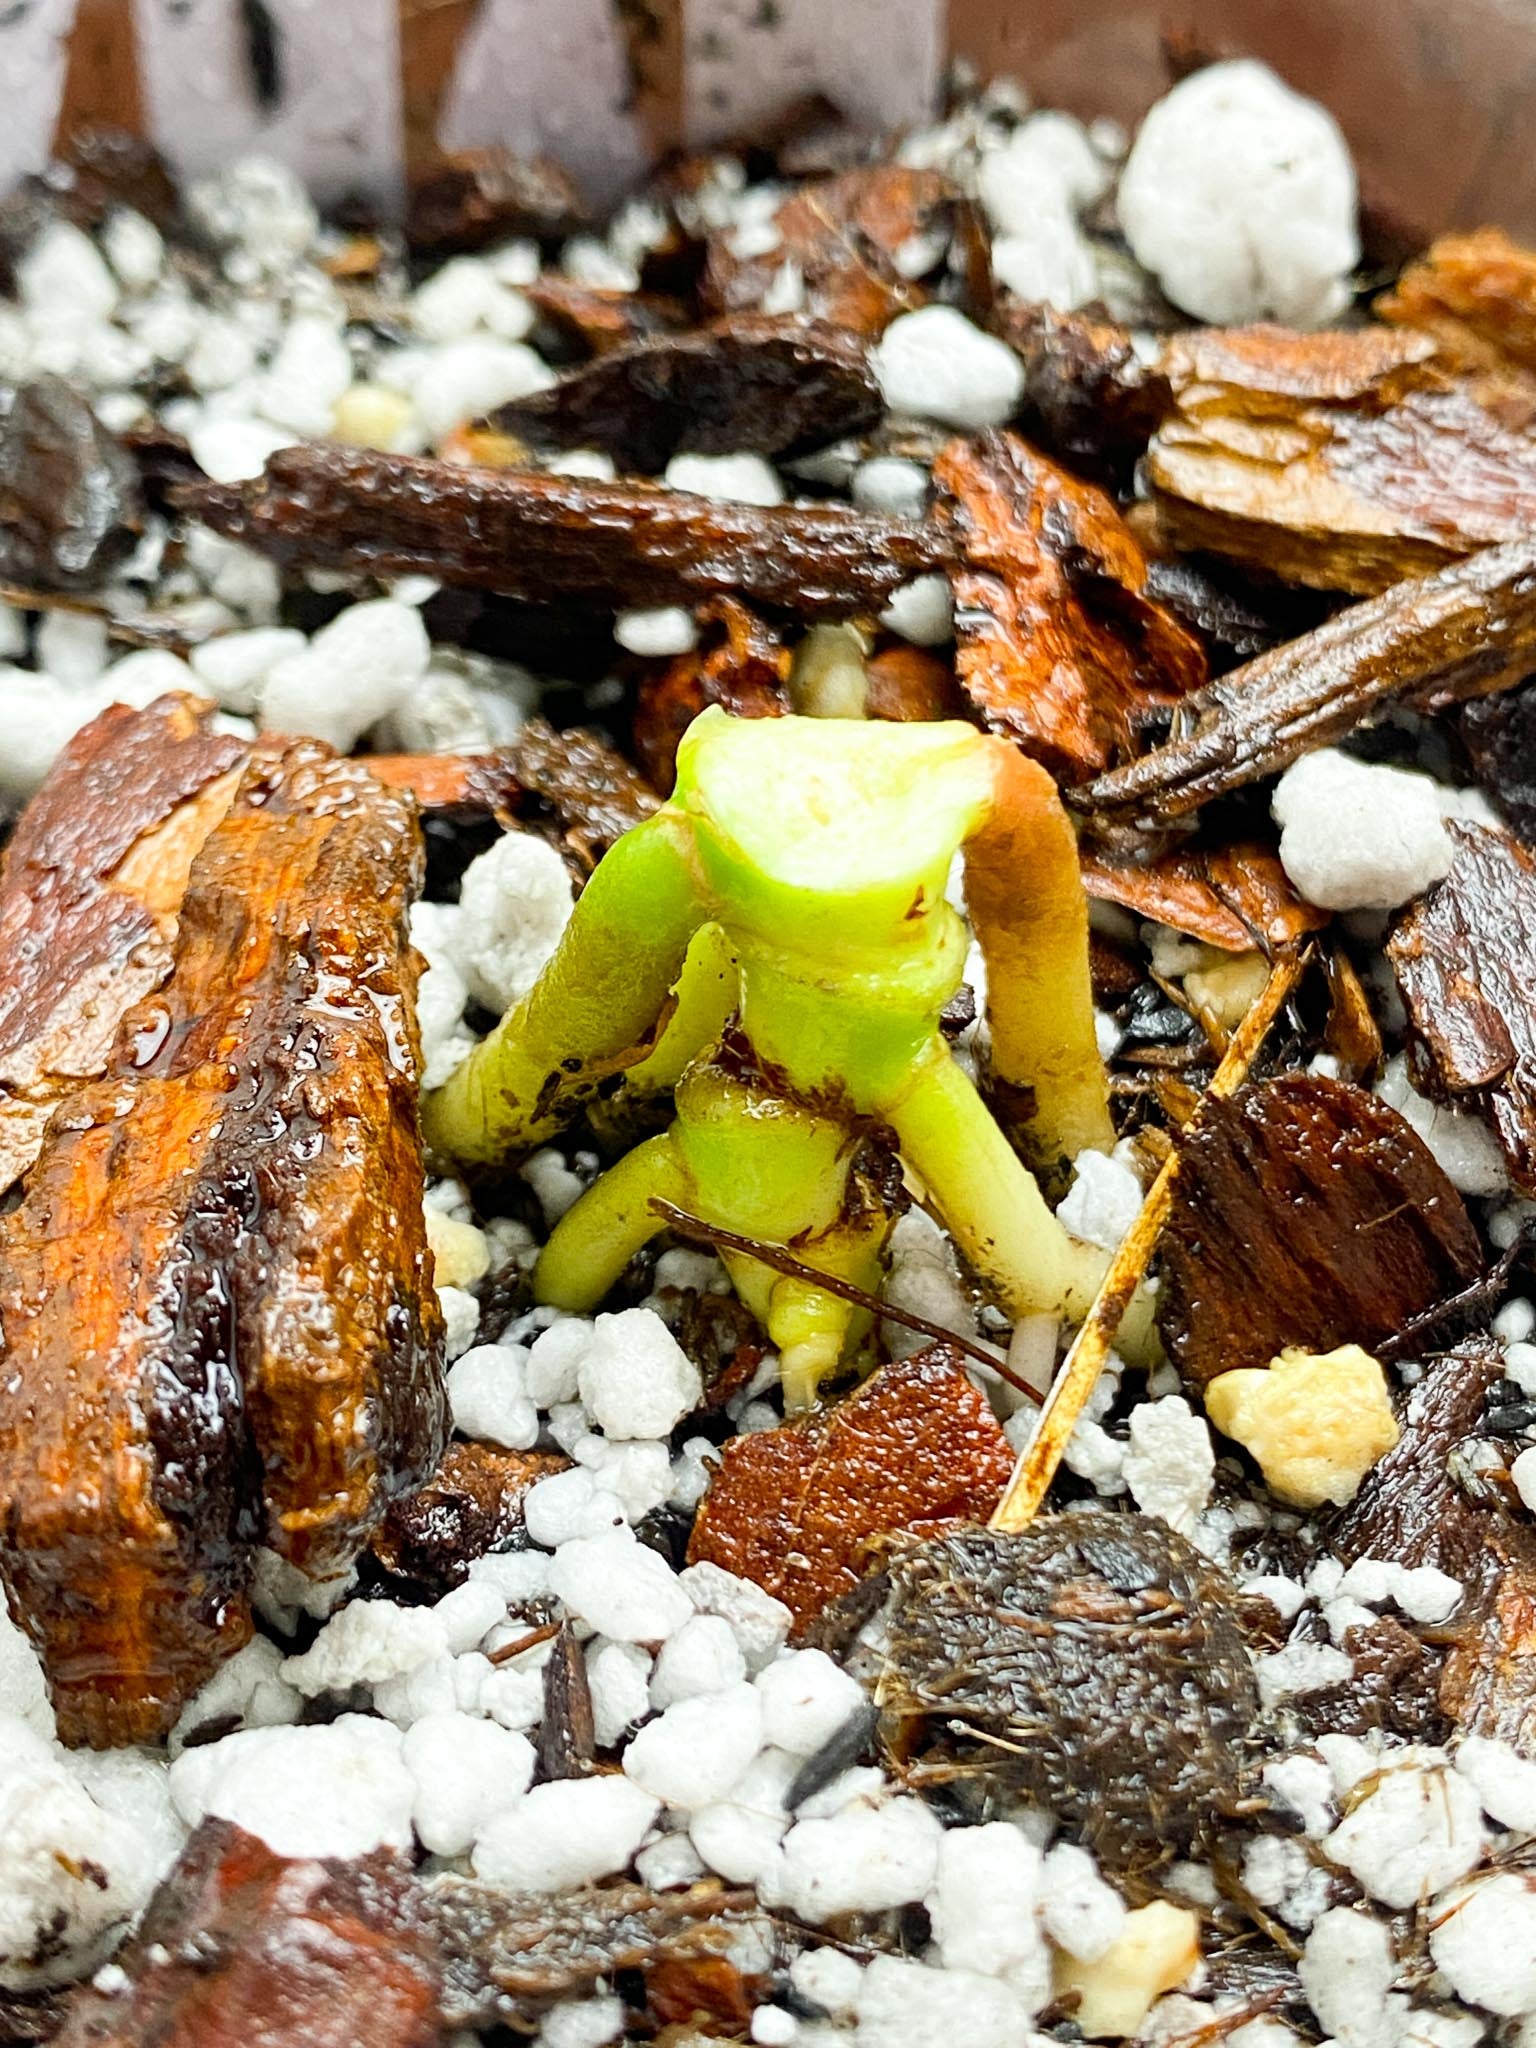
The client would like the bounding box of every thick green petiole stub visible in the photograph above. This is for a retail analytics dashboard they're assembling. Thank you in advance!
[425,708,1120,1405]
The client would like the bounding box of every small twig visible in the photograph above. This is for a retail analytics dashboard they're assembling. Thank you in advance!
[649,1197,1041,1403]
[486,1619,562,1667]
[989,948,1308,1533]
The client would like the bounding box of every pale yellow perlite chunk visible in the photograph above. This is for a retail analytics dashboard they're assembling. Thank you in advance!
[1055,1902,1202,2038]
[1205,1343,1399,1509]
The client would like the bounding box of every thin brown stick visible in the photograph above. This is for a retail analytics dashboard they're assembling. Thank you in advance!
[486,1620,562,1667]
[649,1197,1041,1403]
[989,948,1308,1533]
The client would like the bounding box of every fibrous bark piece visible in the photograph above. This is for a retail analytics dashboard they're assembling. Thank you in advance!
[1377,229,1536,378]
[0,742,444,1744]
[1158,1073,1483,1387]
[0,694,245,1198]
[427,1876,760,2031]
[175,444,952,618]
[703,166,979,337]
[934,430,1207,782]
[1146,322,1536,594]
[493,315,881,471]
[1388,821,1536,1195]
[815,1512,1260,1876]
[1079,836,1329,952]
[1077,536,1536,821]
[51,1821,440,2048]
[687,1347,1015,1634]
[0,376,144,591]
[1440,1525,1536,1755]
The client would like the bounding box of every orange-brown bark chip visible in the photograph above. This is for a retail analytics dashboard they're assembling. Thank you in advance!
[687,1346,1016,1634]
[703,166,985,338]
[0,692,245,1197]
[0,741,444,1746]
[51,1821,442,2048]
[934,430,1208,782]
[1079,836,1330,953]
[1145,322,1536,595]
[1377,228,1536,378]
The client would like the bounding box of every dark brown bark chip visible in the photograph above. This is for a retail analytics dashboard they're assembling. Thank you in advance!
[538,1622,596,1779]
[492,315,882,472]
[426,1877,760,2031]
[369,1442,570,1599]
[174,443,953,619]
[51,1821,441,2048]
[934,429,1208,782]
[1292,1613,1451,1743]
[1460,681,1536,842]
[405,148,589,252]
[522,277,689,360]
[1158,1074,1484,1387]
[817,1511,1260,1878]
[1440,1524,1536,1752]
[0,376,144,591]
[1388,822,1536,1194]
[992,299,1170,485]
[1077,536,1536,822]
[500,715,660,866]
[1329,1341,1505,1594]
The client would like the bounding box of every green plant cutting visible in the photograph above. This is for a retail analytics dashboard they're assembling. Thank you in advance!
[424,709,1122,1408]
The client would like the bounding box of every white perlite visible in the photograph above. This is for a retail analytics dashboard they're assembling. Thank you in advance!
[1118,62,1359,326]
[1324,1762,1485,1909]
[576,1308,703,1440]
[1455,1734,1536,1833]
[765,1796,943,1922]
[0,1718,180,1991]
[853,1953,1037,2048]
[1057,1146,1143,1253]
[1378,1053,1509,1199]
[280,1599,444,1696]
[1123,1397,1214,1535]
[548,1531,694,1643]
[1430,1872,1536,2017]
[1298,1908,1403,2048]
[453,830,575,1014]
[754,1649,865,1758]
[623,1683,765,1808]
[869,307,1024,431]
[167,1716,415,1860]
[258,599,430,753]
[447,1343,539,1450]
[401,1713,534,1857]
[664,452,783,506]
[471,1776,659,1892]
[1272,750,1453,912]
[926,1822,1049,2003]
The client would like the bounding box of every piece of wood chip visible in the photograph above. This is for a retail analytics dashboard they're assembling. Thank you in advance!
[1388,821,1536,1195]
[687,1347,1015,1633]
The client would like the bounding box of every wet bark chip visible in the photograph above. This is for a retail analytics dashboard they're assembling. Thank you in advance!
[1145,323,1536,595]
[1377,228,1536,378]
[1158,1072,1483,1386]
[368,1442,570,1600]
[992,299,1170,486]
[687,1347,1016,1636]
[0,375,144,591]
[703,165,987,338]
[817,1511,1260,1877]
[934,429,1208,783]
[1077,536,1536,823]
[50,1820,440,2048]
[175,444,952,620]
[492,314,882,473]
[1388,822,1536,1195]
